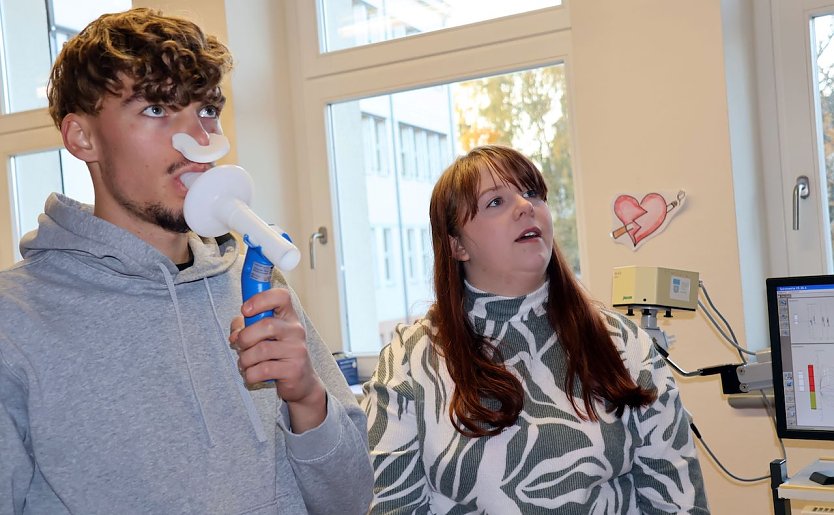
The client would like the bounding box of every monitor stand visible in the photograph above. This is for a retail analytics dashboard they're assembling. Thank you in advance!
[772,457,834,513]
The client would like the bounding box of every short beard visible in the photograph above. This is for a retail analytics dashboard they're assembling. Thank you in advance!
[119,198,190,234]
[100,157,192,234]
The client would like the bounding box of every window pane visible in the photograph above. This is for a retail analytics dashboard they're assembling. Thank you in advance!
[328,63,576,354]
[0,0,130,114]
[318,0,561,53]
[10,148,93,260]
[814,15,834,268]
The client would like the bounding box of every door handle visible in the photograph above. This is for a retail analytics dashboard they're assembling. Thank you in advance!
[792,175,810,230]
[309,227,328,269]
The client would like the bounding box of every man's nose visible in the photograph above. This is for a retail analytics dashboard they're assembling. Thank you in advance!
[177,113,212,147]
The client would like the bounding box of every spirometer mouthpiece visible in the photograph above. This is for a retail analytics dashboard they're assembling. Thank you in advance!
[172,133,231,163]
[181,165,301,271]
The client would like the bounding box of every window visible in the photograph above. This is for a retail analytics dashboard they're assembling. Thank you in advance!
[351,0,381,46]
[405,227,417,281]
[381,227,394,283]
[0,0,130,267]
[9,149,92,260]
[1,0,131,115]
[369,227,379,286]
[287,2,572,355]
[399,123,416,179]
[362,113,387,175]
[318,0,562,52]
[416,127,429,180]
[758,0,834,275]
[421,227,432,280]
[328,64,574,354]
[814,14,834,267]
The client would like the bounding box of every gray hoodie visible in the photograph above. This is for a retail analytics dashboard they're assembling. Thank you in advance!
[0,194,373,514]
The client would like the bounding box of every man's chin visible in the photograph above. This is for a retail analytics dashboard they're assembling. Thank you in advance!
[148,207,190,234]
[159,218,190,234]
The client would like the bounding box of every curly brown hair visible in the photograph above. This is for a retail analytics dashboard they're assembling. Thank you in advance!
[47,8,233,127]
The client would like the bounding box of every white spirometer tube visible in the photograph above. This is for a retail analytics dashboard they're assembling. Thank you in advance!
[174,133,301,272]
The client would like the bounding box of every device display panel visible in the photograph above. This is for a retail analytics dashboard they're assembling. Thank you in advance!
[767,275,834,441]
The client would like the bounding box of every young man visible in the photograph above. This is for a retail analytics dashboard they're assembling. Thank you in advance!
[0,8,372,514]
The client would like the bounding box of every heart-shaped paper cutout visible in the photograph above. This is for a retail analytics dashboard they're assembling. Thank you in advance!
[613,193,667,246]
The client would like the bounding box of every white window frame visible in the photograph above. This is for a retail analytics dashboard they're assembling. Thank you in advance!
[284,2,576,368]
[757,0,834,275]
[0,112,62,267]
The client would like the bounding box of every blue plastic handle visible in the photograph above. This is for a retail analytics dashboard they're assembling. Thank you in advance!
[242,235,275,326]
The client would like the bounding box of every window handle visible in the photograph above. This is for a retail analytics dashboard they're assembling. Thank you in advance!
[792,175,810,230]
[309,227,328,269]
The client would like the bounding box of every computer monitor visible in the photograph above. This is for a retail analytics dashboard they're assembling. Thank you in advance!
[767,274,834,441]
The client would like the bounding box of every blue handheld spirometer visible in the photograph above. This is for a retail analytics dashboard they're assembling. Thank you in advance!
[241,232,294,326]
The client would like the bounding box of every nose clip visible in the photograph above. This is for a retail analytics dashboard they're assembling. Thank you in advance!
[172,133,230,163]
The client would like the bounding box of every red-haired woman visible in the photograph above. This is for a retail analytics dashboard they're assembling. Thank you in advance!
[361,145,709,514]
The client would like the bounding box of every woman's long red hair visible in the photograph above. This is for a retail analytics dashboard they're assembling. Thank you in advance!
[428,145,656,437]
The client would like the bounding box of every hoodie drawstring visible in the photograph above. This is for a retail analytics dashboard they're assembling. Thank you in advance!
[157,263,215,447]
[203,277,268,443]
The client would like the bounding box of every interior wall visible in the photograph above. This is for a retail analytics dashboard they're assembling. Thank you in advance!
[571,1,833,513]
[222,0,303,289]
[722,0,771,353]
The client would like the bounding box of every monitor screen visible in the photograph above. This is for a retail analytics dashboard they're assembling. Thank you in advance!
[767,275,834,441]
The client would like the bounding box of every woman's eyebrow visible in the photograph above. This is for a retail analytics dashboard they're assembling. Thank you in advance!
[477,185,502,201]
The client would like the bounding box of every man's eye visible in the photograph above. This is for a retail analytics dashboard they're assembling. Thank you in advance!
[200,105,220,118]
[142,105,165,117]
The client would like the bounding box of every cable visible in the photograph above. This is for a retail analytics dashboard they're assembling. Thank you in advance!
[690,280,788,480]
[689,419,769,482]
[698,300,754,359]
[697,299,755,358]
[699,281,741,347]
[653,341,748,383]
[697,290,756,358]
[651,341,710,377]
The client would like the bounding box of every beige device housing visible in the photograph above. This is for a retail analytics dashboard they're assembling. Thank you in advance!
[611,266,699,311]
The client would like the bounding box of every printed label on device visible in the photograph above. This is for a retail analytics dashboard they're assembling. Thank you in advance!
[249,261,273,282]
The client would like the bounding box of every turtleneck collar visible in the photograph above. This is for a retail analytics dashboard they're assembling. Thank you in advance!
[464,279,549,325]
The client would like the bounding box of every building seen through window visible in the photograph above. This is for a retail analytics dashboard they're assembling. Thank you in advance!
[329,64,576,354]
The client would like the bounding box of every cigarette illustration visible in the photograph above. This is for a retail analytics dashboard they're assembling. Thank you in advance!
[611,190,686,248]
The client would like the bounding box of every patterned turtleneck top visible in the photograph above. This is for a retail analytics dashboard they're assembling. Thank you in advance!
[361,281,709,514]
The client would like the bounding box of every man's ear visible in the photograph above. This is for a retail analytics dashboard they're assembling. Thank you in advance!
[60,114,96,162]
[449,236,469,262]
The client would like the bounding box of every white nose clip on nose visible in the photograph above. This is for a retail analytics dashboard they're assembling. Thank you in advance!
[172,133,231,163]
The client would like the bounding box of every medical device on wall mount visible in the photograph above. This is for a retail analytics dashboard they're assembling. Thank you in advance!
[611,266,773,393]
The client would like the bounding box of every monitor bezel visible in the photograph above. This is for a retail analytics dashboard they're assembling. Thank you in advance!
[767,274,834,441]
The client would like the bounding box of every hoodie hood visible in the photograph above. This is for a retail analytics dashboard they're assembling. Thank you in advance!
[20,193,238,283]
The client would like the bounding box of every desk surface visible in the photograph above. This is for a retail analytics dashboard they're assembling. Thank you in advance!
[779,458,834,503]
